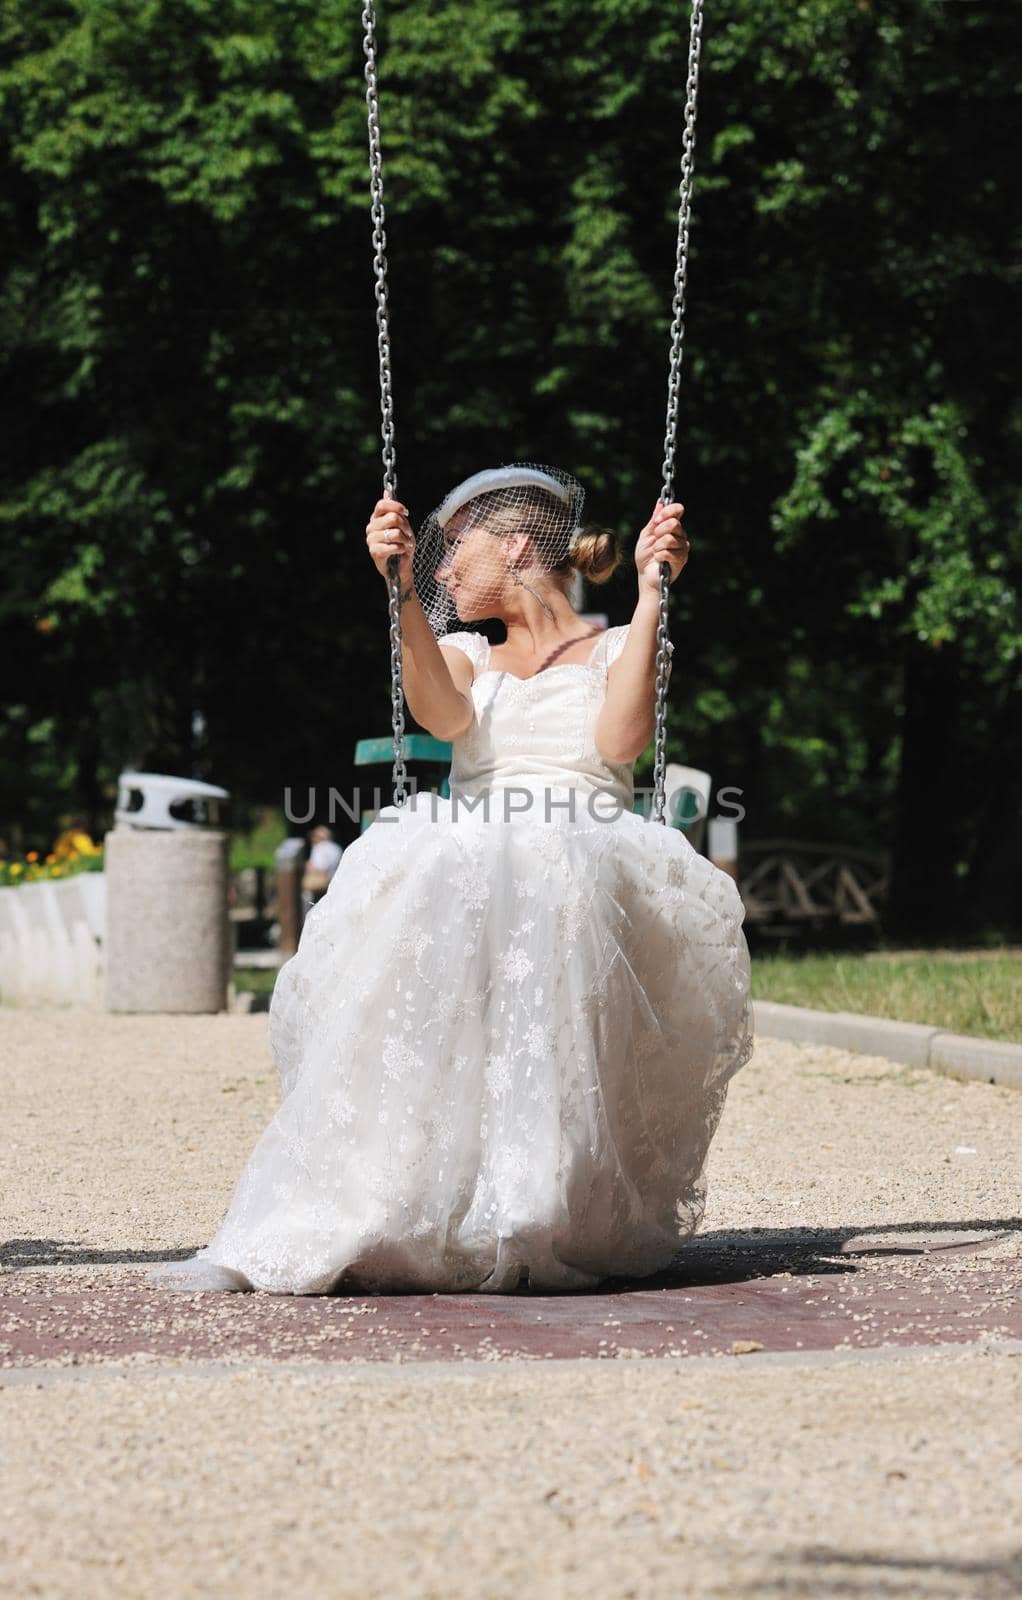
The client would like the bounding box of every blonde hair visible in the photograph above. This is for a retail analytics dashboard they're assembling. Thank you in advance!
[468,488,624,588]
[566,526,623,586]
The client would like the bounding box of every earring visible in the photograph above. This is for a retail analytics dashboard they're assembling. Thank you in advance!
[508,560,556,620]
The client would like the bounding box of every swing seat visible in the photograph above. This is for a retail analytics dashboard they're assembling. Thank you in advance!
[629,761,709,845]
[354,734,453,833]
[659,762,711,851]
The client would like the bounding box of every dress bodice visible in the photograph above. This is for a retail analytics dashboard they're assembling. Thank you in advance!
[436,624,674,814]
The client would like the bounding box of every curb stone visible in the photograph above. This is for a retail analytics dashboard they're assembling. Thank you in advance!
[928,1029,1022,1090]
[751,1000,1022,1090]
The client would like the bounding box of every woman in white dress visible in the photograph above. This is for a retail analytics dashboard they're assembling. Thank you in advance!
[147,466,753,1296]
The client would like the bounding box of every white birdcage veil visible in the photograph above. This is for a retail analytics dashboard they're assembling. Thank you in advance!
[413,461,586,637]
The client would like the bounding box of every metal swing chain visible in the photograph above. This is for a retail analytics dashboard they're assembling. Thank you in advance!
[362,0,408,808]
[363,0,704,820]
[653,0,704,826]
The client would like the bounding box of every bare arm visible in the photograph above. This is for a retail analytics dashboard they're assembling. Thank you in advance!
[400,593,475,741]
[365,494,474,741]
[593,497,688,765]
[593,593,672,764]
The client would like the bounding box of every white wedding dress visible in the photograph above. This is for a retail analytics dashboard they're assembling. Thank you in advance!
[147,624,754,1296]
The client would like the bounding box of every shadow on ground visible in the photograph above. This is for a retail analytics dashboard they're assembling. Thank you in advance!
[2,1218,1019,1287]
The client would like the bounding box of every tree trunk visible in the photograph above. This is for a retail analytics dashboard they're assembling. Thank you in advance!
[887,642,964,939]
[962,687,1022,937]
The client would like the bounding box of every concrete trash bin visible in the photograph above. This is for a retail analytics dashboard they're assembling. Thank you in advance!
[105,771,231,1014]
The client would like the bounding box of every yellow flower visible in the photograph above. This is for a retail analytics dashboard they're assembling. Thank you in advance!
[52,828,98,861]
[11,863,23,876]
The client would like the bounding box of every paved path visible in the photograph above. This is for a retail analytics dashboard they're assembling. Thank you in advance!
[3,1230,1019,1367]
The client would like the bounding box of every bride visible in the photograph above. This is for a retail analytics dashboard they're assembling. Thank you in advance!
[147,464,753,1296]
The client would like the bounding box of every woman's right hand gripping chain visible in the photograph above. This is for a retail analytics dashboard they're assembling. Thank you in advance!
[366,496,416,595]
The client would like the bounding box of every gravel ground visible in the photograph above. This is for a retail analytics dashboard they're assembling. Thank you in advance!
[1,1012,1020,1599]
[2,1350,1020,1599]
[3,1014,1019,1274]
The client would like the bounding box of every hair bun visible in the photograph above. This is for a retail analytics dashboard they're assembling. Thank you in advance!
[569,525,622,586]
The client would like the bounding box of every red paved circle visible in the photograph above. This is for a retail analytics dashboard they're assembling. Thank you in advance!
[3,1228,1018,1367]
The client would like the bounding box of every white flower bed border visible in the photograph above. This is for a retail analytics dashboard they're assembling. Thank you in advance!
[0,874,105,1008]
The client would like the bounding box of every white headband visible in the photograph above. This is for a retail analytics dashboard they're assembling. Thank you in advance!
[436,466,572,529]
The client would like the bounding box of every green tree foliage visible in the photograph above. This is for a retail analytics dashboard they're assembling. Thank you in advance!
[1,0,1018,933]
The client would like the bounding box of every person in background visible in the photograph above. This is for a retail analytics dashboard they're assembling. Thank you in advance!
[301,825,343,916]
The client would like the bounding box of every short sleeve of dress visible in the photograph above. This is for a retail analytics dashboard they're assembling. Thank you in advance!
[603,625,675,677]
[437,630,488,677]
[604,626,629,668]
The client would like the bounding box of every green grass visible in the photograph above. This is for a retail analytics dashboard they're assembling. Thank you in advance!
[236,944,1022,1043]
[233,968,279,997]
[751,947,1022,1044]
[230,808,289,872]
